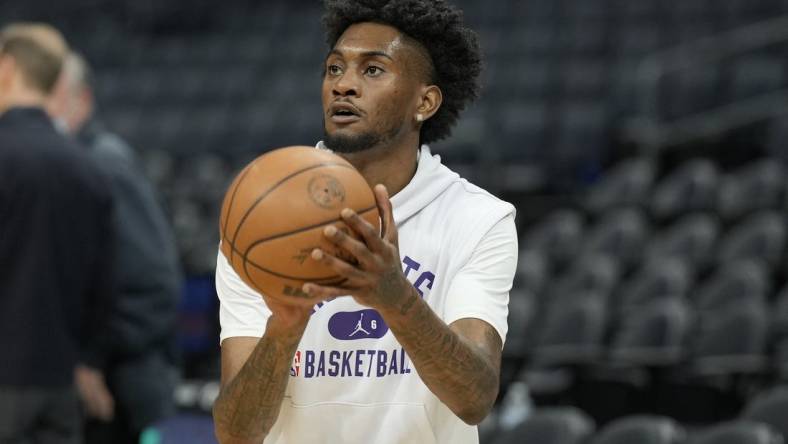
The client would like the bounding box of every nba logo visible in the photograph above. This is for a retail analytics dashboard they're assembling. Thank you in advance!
[290,351,301,377]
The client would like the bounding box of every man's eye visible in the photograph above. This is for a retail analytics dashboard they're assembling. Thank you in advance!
[365,66,383,76]
[327,65,342,75]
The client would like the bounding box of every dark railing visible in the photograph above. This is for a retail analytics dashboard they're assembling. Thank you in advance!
[625,15,788,152]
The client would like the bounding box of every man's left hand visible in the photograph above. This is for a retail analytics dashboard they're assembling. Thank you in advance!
[303,184,417,313]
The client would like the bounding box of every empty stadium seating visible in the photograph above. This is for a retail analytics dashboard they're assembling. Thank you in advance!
[499,155,788,441]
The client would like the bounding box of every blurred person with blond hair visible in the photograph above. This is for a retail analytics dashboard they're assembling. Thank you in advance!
[0,23,115,444]
[48,51,182,444]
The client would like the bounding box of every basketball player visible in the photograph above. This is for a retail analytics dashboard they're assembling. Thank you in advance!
[213,1,517,443]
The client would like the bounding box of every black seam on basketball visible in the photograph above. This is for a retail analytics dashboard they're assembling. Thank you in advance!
[245,274,348,300]
[241,204,379,260]
[229,162,355,265]
[242,256,345,285]
[221,163,254,260]
[235,205,379,282]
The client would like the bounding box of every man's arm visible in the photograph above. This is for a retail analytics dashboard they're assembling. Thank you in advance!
[212,313,308,444]
[385,296,502,424]
[77,181,116,421]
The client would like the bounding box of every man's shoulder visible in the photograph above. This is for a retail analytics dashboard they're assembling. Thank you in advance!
[436,167,515,218]
[89,131,136,164]
[86,130,154,194]
[414,167,515,253]
[1,122,101,176]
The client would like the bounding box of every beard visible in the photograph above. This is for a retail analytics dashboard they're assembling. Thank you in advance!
[322,117,402,154]
[323,130,382,154]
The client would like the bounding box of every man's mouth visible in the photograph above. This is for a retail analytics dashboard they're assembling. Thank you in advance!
[329,103,362,124]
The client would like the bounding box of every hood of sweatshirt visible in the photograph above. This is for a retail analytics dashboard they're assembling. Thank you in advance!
[388,145,459,225]
[316,142,459,226]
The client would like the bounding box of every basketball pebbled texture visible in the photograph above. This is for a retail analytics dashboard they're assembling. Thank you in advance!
[219,146,380,304]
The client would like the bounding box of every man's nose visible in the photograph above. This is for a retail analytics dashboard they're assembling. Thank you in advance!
[333,72,359,97]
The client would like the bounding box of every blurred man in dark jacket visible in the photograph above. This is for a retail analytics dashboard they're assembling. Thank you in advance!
[0,24,114,444]
[48,51,183,444]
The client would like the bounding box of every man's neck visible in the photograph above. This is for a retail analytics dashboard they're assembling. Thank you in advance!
[0,88,47,115]
[338,137,420,197]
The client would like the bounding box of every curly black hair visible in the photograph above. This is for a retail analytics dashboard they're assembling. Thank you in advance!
[323,0,482,145]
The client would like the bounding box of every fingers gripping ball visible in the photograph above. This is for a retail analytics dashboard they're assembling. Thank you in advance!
[219,146,381,306]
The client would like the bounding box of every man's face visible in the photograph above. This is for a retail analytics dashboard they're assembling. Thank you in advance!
[46,68,92,135]
[322,22,426,153]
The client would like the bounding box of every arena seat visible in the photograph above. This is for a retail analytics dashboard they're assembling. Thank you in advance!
[579,208,650,270]
[691,300,770,376]
[687,420,783,444]
[609,297,691,367]
[548,253,621,303]
[718,159,787,221]
[514,250,550,295]
[690,261,770,375]
[584,157,656,215]
[521,209,585,269]
[716,211,786,269]
[491,407,596,444]
[588,415,686,444]
[531,290,609,367]
[769,287,788,379]
[644,213,721,270]
[742,386,788,440]
[650,159,720,221]
[615,257,694,314]
[694,260,770,310]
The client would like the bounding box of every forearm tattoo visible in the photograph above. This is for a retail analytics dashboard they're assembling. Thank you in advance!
[388,295,501,421]
[213,337,298,440]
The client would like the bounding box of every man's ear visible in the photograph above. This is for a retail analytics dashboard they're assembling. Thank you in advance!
[414,85,442,123]
[0,55,17,91]
[73,86,95,129]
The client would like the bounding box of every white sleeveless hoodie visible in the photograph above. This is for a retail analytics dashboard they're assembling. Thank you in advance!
[216,145,518,443]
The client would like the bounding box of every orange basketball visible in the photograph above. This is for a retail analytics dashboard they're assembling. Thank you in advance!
[219,146,380,306]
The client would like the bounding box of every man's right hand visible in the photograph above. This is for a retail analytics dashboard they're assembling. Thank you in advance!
[75,364,115,422]
[261,294,313,337]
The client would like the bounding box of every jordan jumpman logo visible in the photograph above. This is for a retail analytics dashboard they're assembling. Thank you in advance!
[348,313,371,337]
